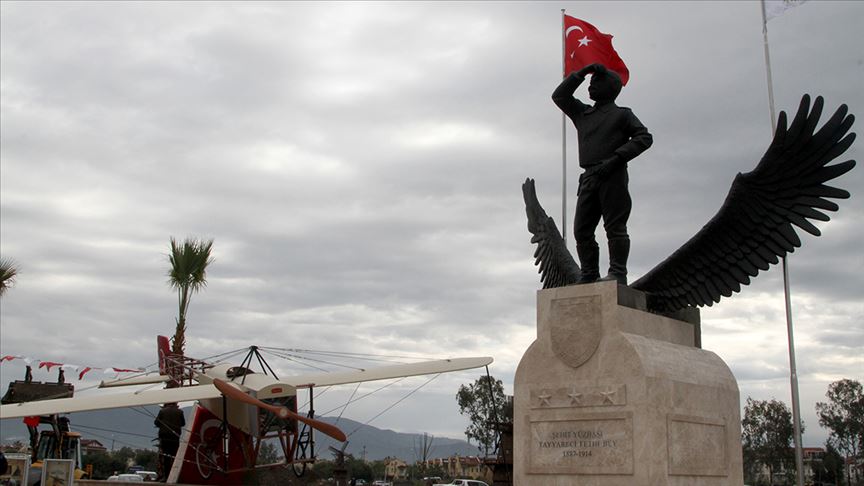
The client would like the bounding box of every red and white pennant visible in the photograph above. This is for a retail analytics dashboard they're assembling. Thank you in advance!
[0,355,143,380]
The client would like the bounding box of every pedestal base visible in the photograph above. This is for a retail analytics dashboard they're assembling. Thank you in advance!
[513,281,743,485]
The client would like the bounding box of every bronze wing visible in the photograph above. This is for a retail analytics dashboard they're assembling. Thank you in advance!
[522,178,581,288]
[631,95,856,312]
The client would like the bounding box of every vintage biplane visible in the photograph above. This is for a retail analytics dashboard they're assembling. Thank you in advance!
[0,336,493,484]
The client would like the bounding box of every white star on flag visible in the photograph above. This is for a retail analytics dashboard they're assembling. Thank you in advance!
[578,36,591,47]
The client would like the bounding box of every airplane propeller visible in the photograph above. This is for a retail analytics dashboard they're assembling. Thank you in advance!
[212,378,347,442]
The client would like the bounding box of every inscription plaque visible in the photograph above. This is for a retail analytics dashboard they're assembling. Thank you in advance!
[528,413,633,475]
[668,414,728,476]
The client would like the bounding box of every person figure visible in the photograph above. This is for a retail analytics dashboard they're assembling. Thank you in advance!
[155,402,185,481]
[552,63,653,285]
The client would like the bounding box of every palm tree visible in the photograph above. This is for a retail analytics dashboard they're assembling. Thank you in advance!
[0,257,19,297]
[167,237,214,356]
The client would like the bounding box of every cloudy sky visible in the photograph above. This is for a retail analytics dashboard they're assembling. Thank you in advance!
[1,1,861,452]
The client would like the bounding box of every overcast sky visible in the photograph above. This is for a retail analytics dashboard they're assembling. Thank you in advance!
[1,1,862,452]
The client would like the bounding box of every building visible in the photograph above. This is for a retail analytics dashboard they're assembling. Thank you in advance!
[80,439,108,454]
[384,457,409,480]
[425,455,485,480]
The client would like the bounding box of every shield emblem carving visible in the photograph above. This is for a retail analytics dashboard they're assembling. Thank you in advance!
[549,295,602,369]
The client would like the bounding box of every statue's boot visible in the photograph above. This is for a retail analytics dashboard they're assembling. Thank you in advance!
[599,237,629,285]
[576,241,600,284]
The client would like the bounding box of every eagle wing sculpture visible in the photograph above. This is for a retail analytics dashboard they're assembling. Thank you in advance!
[524,95,856,313]
[523,179,581,288]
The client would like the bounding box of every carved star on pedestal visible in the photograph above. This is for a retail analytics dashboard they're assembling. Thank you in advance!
[537,391,552,407]
[568,390,583,406]
[600,390,616,404]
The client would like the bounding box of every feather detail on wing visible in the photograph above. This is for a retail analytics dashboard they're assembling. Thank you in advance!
[632,95,856,312]
[523,178,581,288]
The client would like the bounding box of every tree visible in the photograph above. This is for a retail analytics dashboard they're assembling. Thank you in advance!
[83,447,141,479]
[311,459,334,481]
[257,440,281,464]
[167,237,214,355]
[816,378,864,484]
[456,375,508,457]
[133,449,158,471]
[347,457,374,481]
[741,397,802,486]
[810,441,844,485]
[0,257,19,297]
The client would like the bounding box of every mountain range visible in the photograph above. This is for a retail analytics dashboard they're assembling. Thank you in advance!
[0,406,480,462]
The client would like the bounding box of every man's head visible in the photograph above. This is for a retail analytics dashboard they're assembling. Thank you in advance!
[588,70,623,103]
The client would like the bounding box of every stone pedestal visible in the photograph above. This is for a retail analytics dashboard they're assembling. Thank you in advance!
[514,281,743,485]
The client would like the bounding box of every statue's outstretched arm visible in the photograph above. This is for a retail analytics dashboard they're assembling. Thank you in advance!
[552,72,588,117]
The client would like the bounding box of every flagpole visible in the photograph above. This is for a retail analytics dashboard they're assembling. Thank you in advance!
[760,3,804,486]
[561,8,568,248]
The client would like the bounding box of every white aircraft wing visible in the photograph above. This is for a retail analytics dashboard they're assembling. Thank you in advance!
[281,356,493,388]
[0,384,220,419]
[100,373,171,388]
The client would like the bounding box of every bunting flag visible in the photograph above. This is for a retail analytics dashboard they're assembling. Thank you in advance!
[38,361,63,371]
[563,15,630,85]
[78,367,93,380]
[764,0,807,21]
[0,355,143,380]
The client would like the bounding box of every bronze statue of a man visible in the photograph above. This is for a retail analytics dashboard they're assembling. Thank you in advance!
[552,63,653,285]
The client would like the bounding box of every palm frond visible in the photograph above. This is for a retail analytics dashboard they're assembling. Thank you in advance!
[168,237,214,291]
[0,257,20,297]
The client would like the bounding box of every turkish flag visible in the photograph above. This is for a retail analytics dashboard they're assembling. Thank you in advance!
[564,15,630,86]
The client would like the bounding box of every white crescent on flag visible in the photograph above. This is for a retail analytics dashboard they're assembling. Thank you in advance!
[565,25,583,37]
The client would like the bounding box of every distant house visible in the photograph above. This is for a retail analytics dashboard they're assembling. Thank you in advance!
[425,455,485,480]
[802,447,823,462]
[384,457,408,480]
[81,439,108,454]
[752,446,851,485]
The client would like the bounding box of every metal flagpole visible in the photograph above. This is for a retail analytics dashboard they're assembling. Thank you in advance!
[760,2,804,485]
[561,9,568,248]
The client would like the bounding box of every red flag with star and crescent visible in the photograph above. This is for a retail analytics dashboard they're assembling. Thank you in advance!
[564,15,630,86]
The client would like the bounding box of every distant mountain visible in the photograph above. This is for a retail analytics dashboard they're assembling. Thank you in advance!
[313,416,481,461]
[1,407,480,462]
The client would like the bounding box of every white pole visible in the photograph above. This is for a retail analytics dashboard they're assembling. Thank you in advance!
[760,3,804,486]
[561,9,568,248]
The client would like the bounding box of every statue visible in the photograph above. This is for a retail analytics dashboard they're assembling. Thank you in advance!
[552,63,653,285]
[525,94,856,312]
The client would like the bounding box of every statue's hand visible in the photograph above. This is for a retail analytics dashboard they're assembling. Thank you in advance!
[595,156,622,180]
[577,63,603,77]
[579,165,602,193]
